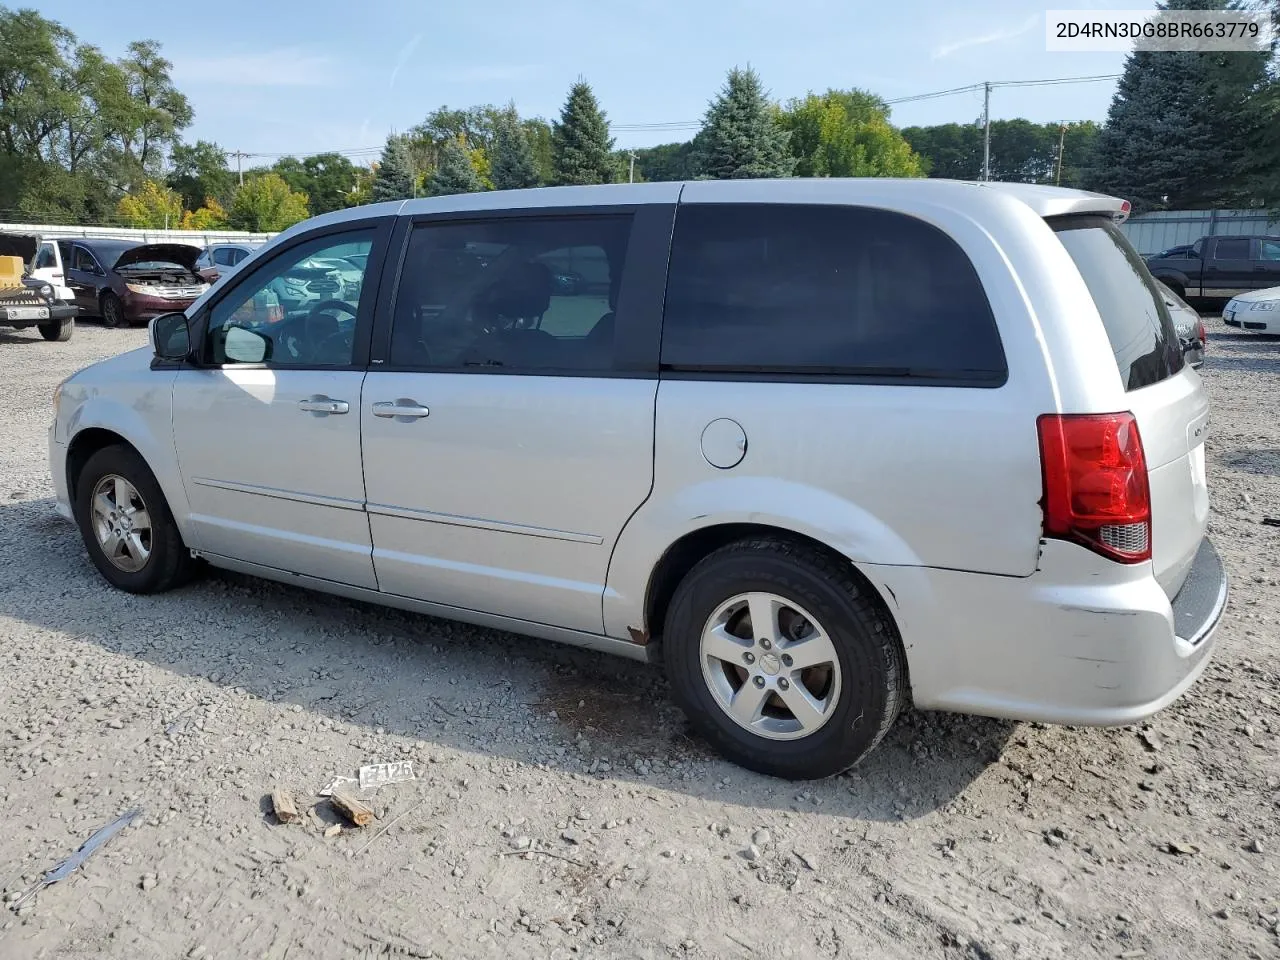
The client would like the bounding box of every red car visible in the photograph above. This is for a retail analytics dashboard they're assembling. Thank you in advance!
[59,239,210,328]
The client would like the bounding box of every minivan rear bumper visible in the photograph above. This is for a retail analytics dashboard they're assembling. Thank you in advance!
[868,537,1227,726]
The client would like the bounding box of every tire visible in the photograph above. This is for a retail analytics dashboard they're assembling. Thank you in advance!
[663,538,905,780]
[73,444,195,593]
[38,316,73,341]
[100,292,126,329]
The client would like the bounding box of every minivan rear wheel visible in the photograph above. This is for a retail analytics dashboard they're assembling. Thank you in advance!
[663,538,905,779]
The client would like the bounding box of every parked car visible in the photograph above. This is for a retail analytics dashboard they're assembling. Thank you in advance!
[194,241,265,284]
[1145,234,1280,301]
[36,239,209,328]
[1223,285,1280,334]
[1155,279,1206,367]
[49,181,1226,779]
[0,233,76,341]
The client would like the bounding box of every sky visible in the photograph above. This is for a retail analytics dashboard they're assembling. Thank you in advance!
[35,0,1146,163]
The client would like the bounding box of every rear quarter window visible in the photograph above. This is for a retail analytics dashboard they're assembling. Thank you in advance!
[1052,217,1184,391]
[660,203,1007,385]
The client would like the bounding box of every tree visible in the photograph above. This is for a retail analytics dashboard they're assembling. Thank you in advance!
[111,40,192,188]
[693,67,793,180]
[901,123,982,179]
[169,139,234,209]
[1086,0,1270,210]
[780,89,922,178]
[180,197,229,229]
[229,173,309,231]
[490,112,540,189]
[551,80,616,185]
[427,137,483,196]
[370,134,414,203]
[522,117,554,184]
[115,178,183,227]
[633,141,697,182]
[271,152,357,214]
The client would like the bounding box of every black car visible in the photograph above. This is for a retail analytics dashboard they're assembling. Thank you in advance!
[0,233,76,341]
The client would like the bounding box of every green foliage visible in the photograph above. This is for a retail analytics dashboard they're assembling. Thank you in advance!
[780,89,922,178]
[229,173,309,231]
[115,178,182,227]
[1086,0,1271,210]
[169,140,234,209]
[180,196,228,230]
[632,141,697,182]
[490,112,541,190]
[693,67,793,180]
[522,117,554,184]
[551,80,616,186]
[370,134,415,203]
[902,120,1100,188]
[427,138,484,196]
[0,6,192,221]
[271,152,357,214]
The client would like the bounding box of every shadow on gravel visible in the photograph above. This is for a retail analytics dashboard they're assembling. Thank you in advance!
[0,496,1011,821]
[1224,448,1280,477]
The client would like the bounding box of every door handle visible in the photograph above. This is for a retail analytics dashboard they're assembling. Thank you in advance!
[298,396,349,415]
[372,399,430,420]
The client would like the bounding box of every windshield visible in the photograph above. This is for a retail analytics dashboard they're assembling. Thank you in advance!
[1053,217,1184,391]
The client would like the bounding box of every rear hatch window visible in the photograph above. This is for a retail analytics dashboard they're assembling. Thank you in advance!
[1052,217,1184,391]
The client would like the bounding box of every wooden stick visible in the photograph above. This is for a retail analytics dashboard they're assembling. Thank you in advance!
[355,800,425,856]
[271,788,301,824]
[330,786,374,827]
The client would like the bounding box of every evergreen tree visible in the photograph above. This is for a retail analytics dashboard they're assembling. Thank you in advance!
[1087,0,1269,210]
[693,67,793,180]
[490,113,541,190]
[551,80,616,185]
[427,138,484,196]
[370,134,414,203]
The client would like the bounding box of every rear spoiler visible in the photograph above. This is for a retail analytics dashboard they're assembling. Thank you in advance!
[975,183,1131,223]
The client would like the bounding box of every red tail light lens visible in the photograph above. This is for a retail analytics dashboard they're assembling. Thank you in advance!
[1037,413,1151,563]
[1197,318,1206,344]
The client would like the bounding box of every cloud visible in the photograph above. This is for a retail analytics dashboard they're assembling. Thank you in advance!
[389,34,424,90]
[173,48,336,87]
[442,64,536,84]
[932,14,1039,60]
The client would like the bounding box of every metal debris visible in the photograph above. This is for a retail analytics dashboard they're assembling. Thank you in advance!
[10,808,143,911]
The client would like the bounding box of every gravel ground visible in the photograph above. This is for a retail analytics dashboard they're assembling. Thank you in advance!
[0,319,1277,960]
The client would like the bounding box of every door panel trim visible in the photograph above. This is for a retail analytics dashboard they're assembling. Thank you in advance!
[197,552,653,662]
[365,501,603,544]
[191,476,365,511]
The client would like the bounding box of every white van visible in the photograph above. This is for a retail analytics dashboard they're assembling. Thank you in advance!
[48,180,1226,779]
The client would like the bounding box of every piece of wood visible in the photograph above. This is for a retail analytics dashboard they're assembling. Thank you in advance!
[271,789,301,825]
[330,786,374,827]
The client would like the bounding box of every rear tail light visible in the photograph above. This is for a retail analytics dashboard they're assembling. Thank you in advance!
[1197,318,1206,344]
[1037,413,1151,564]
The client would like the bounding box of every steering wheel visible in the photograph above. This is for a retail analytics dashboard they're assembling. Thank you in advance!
[305,299,358,363]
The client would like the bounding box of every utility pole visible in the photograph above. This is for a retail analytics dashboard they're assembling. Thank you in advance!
[1055,123,1067,186]
[231,149,246,186]
[981,81,991,182]
[628,151,636,184]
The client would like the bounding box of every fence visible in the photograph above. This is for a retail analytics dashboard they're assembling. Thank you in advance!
[1121,209,1280,256]
[0,223,275,246]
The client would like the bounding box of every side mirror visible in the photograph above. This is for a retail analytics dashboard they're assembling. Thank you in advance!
[223,325,272,363]
[149,312,190,360]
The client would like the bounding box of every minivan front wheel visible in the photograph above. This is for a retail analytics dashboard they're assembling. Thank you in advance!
[74,445,195,593]
[663,539,904,779]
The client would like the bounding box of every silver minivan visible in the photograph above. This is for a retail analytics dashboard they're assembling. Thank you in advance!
[48,180,1227,779]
